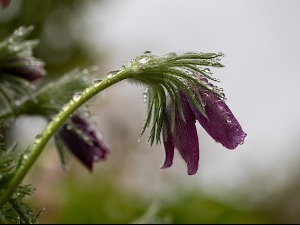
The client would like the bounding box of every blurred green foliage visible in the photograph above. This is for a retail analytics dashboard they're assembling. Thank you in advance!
[36,172,271,224]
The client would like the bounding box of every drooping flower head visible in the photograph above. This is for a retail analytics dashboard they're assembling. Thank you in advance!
[58,114,109,171]
[162,84,246,175]
[127,51,246,175]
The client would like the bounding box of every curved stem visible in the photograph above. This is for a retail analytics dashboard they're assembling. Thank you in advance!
[0,68,132,208]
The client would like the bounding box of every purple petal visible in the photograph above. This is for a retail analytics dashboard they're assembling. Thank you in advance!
[59,115,109,171]
[1,57,46,81]
[190,89,247,150]
[70,115,110,161]
[161,123,175,169]
[165,93,199,175]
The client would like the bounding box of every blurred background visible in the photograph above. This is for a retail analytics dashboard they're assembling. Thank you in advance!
[1,0,300,223]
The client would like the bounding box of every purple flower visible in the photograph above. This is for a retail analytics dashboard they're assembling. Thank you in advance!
[0,0,10,8]
[161,86,247,175]
[59,114,109,172]
[1,57,46,81]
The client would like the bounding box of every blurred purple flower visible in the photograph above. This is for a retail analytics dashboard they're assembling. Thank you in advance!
[59,114,109,172]
[1,57,46,81]
[0,0,10,8]
[161,85,247,175]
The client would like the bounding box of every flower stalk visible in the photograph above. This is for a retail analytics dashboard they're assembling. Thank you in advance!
[0,50,246,208]
[0,68,132,209]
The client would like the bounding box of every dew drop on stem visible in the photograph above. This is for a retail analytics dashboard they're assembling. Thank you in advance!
[93,79,102,84]
[73,92,82,101]
[106,70,119,78]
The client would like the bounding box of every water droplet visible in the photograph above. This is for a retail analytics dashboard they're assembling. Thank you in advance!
[23,154,28,160]
[137,138,141,142]
[93,79,102,84]
[8,37,14,43]
[14,27,25,36]
[106,70,119,78]
[48,82,55,88]
[35,134,42,139]
[73,92,82,101]
[82,75,88,82]
[13,46,20,51]
[200,78,208,83]
[106,72,114,78]
[143,95,147,103]
[34,135,41,144]
[167,52,177,57]
[207,83,214,88]
[82,69,89,75]
[66,125,72,130]
[139,57,149,64]
[14,100,21,106]
[203,68,211,73]
[83,111,91,118]
[143,87,149,103]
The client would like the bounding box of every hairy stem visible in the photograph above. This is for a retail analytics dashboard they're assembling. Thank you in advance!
[0,68,132,209]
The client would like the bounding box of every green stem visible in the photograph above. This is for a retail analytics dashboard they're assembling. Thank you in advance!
[0,68,132,209]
